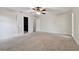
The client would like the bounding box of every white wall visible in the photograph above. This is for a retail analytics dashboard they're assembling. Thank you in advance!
[0,9,18,39]
[0,8,34,39]
[73,8,79,45]
[39,11,72,35]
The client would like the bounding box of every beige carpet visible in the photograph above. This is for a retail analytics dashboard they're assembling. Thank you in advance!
[0,32,79,51]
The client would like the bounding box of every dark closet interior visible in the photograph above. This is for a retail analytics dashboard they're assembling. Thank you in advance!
[24,17,28,33]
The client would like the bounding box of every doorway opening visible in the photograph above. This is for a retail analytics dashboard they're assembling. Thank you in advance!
[24,17,28,33]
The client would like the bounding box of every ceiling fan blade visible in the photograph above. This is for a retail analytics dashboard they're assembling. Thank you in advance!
[41,9,46,11]
[42,13,46,14]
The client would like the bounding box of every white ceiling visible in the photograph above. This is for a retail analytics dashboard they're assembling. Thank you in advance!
[0,7,73,14]
[46,7,72,14]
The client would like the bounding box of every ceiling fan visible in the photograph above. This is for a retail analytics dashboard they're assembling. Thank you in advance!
[32,7,46,15]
